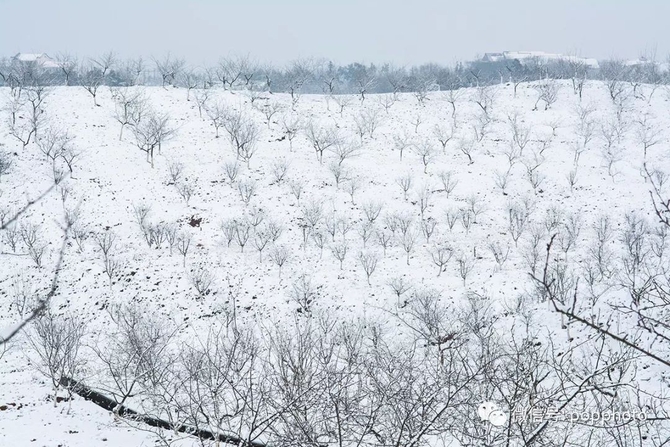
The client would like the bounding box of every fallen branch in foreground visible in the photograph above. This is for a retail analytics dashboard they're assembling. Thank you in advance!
[60,376,266,447]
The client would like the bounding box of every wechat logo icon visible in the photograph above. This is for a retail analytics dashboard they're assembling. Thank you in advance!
[478,401,508,427]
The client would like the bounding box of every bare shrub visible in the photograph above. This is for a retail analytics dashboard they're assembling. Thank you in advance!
[271,157,290,184]
[223,160,240,184]
[0,149,13,182]
[533,79,561,110]
[238,178,257,205]
[289,179,304,204]
[290,274,318,313]
[362,200,384,223]
[487,240,510,270]
[344,176,363,205]
[176,181,195,205]
[167,161,184,184]
[189,266,213,297]
[328,161,348,189]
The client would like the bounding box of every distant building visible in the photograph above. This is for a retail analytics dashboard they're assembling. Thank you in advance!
[11,53,60,69]
[482,51,599,69]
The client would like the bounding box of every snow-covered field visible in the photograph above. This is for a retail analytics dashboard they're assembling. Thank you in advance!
[1,80,669,446]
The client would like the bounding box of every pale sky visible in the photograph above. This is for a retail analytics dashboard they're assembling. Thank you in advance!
[0,0,667,67]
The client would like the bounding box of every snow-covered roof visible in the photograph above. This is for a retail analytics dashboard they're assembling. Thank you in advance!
[483,51,599,68]
[12,52,60,68]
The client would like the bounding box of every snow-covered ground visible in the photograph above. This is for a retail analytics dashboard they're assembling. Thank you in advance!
[1,80,669,446]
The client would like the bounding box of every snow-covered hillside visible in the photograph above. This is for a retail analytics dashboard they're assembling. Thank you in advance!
[1,80,669,446]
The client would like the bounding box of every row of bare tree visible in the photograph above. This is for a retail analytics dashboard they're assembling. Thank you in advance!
[2,51,670,102]
[24,290,670,447]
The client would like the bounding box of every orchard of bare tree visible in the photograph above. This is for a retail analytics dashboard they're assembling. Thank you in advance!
[1,50,670,446]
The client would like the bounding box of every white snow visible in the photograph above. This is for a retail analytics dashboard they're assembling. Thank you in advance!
[0,79,669,445]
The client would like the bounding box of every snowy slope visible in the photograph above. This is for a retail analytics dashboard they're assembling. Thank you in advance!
[0,80,669,446]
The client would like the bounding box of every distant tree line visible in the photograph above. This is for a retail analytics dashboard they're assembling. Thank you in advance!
[0,52,667,96]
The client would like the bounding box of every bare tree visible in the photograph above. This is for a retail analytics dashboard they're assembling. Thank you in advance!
[206,101,227,139]
[600,59,630,103]
[176,232,192,266]
[289,179,304,204]
[238,178,257,206]
[533,79,561,110]
[362,200,384,223]
[358,250,380,285]
[487,239,510,270]
[457,138,476,165]
[36,126,74,162]
[494,168,512,195]
[304,121,340,164]
[388,276,412,306]
[119,57,146,86]
[21,222,48,267]
[56,53,79,86]
[0,149,13,182]
[256,101,284,129]
[472,85,497,120]
[432,123,453,153]
[329,138,360,166]
[132,110,175,168]
[635,112,662,159]
[28,311,86,407]
[414,139,435,174]
[269,244,289,278]
[456,251,477,285]
[222,109,261,168]
[393,132,413,161]
[189,266,214,297]
[80,53,115,106]
[399,229,418,265]
[221,161,239,186]
[507,200,532,246]
[429,242,453,276]
[375,93,396,113]
[567,57,589,99]
[333,95,352,116]
[396,173,413,201]
[285,59,314,109]
[193,88,212,119]
[330,241,348,270]
[154,53,185,88]
[508,112,532,155]
[112,88,148,140]
[328,161,348,189]
[281,114,301,150]
[253,227,272,262]
[344,176,363,205]
[176,180,195,206]
[178,69,201,101]
[444,87,465,124]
